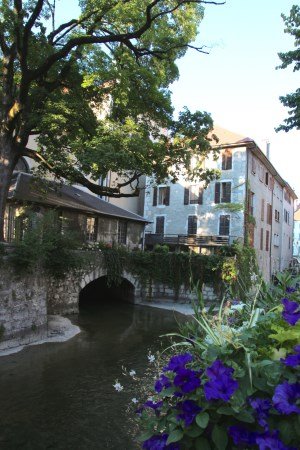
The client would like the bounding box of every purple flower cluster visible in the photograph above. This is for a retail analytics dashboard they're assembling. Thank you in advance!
[176,399,201,426]
[163,353,193,373]
[282,345,300,367]
[248,397,272,428]
[142,433,180,450]
[155,374,171,393]
[204,360,238,402]
[272,381,300,415]
[281,298,300,326]
[173,367,201,394]
[229,427,297,450]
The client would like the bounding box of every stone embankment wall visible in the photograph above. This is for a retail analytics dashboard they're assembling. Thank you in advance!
[141,281,220,304]
[0,267,48,351]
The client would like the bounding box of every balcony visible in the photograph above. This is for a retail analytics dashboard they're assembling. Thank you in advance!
[144,233,237,249]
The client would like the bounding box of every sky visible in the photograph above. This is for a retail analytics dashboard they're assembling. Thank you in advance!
[55,0,299,198]
[170,0,300,198]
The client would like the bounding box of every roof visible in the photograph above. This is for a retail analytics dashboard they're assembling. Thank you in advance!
[8,172,148,223]
[211,125,297,200]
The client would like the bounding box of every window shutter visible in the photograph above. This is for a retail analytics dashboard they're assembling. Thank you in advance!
[153,187,157,206]
[198,187,203,205]
[165,186,170,206]
[155,216,165,235]
[215,182,221,204]
[188,216,197,235]
[184,187,189,205]
[261,199,265,221]
[223,182,231,203]
[219,215,230,235]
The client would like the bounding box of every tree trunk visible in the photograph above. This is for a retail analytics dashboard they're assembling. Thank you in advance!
[0,134,18,241]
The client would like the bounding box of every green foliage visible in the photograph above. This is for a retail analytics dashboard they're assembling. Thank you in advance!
[277,5,300,131]
[0,0,221,210]
[214,203,243,216]
[137,274,300,449]
[8,212,83,278]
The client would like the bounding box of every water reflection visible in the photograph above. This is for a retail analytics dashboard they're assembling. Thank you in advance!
[0,302,181,449]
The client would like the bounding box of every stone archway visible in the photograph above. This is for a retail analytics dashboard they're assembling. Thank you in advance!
[78,268,142,310]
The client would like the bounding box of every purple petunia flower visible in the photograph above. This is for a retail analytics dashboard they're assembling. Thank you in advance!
[255,430,297,450]
[228,425,257,446]
[272,381,300,415]
[142,433,180,450]
[248,397,272,428]
[281,298,300,326]
[285,286,297,293]
[176,399,201,427]
[163,353,193,373]
[206,359,234,380]
[144,400,163,410]
[204,376,238,402]
[173,367,201,394]
[154,374,172,393]
[282,345,300,367]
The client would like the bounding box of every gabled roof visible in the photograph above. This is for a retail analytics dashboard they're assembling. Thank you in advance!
[211,125,246,146]
[8,172,148,223]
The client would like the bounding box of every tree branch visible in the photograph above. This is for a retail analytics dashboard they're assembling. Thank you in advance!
[21,148,140,198]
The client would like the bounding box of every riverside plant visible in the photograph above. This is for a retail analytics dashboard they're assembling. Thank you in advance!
[131,273,300,450]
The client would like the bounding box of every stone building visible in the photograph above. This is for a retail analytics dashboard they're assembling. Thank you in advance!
[293,206,300,258]
[4,171,148,249]
[143,126,297,281]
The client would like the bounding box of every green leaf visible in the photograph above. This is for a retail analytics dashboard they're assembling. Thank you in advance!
[137,431,154,442]
[186,426,204,438]
[234,410,255,423]
[217,406,235,415]
[166,430,183,445]
[196,412,209,429]
[212,425,228,450]
[195,437,211,450]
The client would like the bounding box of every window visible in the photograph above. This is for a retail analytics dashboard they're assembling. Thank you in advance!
[260,228,264,250]
[265,172,269,186]
[273,233,279,247]
[188,215,197,235]
[284,209,290,224]
[284,191,291,204]
[153,186,170,206]
[267,204,272,225]
[266,230,270,251]
[155,216,165,235]
[249,192,255,216]
[118,221,127,244]
[184,185,203,205]
[86,217,98,241]
[215,182,231,204]
[222,149,232,170]
[251,156,256,174]
[219,215,230,235]
[259,165,264,182]
[261,199,265,221]
[275,209,280,222]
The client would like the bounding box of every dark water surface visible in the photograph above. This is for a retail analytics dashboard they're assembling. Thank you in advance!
[0,303,181,450]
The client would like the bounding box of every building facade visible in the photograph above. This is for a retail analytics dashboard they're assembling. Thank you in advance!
[293,207,300,258]
[143,126,297,281]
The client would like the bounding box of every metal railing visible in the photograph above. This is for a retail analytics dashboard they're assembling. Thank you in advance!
[144,233,237,247]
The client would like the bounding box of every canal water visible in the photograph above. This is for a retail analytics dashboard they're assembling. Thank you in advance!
[0,302,182,450]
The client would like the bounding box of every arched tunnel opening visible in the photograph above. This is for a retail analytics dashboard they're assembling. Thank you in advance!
[79,276,135,310]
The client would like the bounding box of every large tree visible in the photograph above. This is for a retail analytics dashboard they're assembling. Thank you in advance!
[0,0,222,240]
[277,4,300,132]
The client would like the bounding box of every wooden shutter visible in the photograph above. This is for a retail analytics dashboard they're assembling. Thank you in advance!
[188,215,197,235]
[184,187,190,205]
[165,186,170,206]
[215,182,221,204]
[155,216,165,235]
[198,187,203,205]
[261,199,265,221]
[260,228,264,250]
[266,230,270,251]
[219,215,230,235]
[153,187,157,206]
[222,149,232,170]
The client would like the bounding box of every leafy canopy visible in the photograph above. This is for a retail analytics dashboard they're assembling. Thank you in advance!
[0,0,222,199]
[277,5,300,132]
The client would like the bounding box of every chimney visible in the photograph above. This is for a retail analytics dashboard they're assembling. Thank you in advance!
[266,141,270,160]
